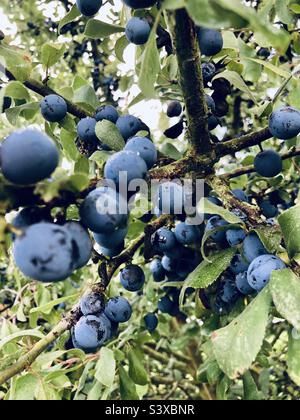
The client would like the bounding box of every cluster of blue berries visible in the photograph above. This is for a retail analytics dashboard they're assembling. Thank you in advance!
[73,293,132,352]
[202,191,287,314]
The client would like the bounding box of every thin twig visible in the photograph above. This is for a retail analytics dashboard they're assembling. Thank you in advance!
[223,147,300,179]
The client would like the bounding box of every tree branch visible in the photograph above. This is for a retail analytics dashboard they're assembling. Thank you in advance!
[0,309,80,386]
[223,147,300,179]
[106,233,145,281]
[207,175,262,226]
[168,9,211,154]
[149,152,215,180]
[142,345,188,372]
[5,69,92,119]
[216,127,272,156]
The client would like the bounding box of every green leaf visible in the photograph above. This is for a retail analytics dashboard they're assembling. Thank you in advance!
[0,44,32,82]
[95,120,125,151]
[115,35,129,63]
[74,156,90,174]
[73,85,99,111]
[216,375,232,400]
[238,38,262,83]
[10,374,38,400]
[253,225,282,254]
[35,170,89,203]
[128,348,148,386]
[290,4,300,14]
[243,371,264,400]
[245,58,290,78]
[217,0,290,53]
[138,13,161,98]
[187,248,236,289]
[275,0,294,25]
[128,92,145,108]
[278,205,300,260]
[84,19,125,39]
[269,269,300,330]
[74,361,94,400]
[288,331,300,386]
[87,380,103,400]
[60,129,80,162]
[5,102,40,125]
[58,4,81,33]
[4,81,30,101]
[41,43,65,69]
[65,173,90,192]
[119,365,139,400]
[195,291,208,318]
[35,380,60,400]
[30,293,80,315]
[89,150,111,167]
[186,0,247,29]
[213,70,256,103]
[95,348,116,387]
[0,329,44,350]
[206,361,222,385]
[162,0,185,9]
[160,142,182,160]
[212,287,272,379]
[59,114,76,132]
[187,0,288,54]
[198,197,244,225]
[72,75,89,90]
[180,248,236,306]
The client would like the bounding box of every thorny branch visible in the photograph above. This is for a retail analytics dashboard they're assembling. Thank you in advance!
[0,7,290,387]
